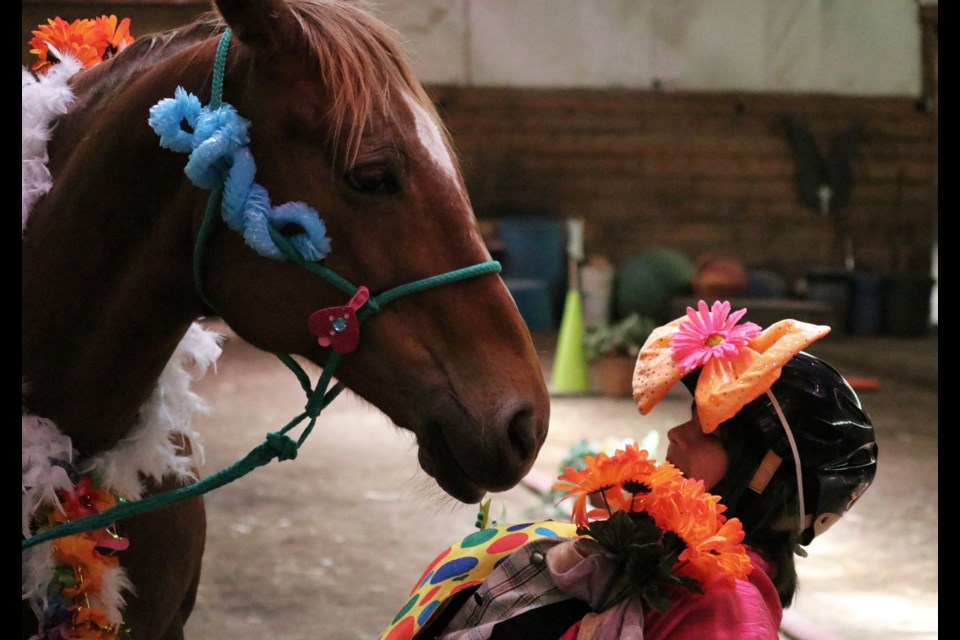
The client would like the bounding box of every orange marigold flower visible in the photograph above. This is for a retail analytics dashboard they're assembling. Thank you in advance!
[677,517,752,587]
[647,477,726,542]
[644,479,702,537]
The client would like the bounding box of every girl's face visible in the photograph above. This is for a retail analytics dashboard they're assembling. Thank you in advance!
[665,408,728,491]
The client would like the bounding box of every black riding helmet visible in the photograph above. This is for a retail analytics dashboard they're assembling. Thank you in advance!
[682,351,878,545]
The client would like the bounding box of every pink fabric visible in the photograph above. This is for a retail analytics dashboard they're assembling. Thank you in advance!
[559,624,581,640]
[421,539,780,640]
[548,543,779,640]
[643,549,782,640]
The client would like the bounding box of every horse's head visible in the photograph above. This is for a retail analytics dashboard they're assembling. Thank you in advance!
[188,0,549,502]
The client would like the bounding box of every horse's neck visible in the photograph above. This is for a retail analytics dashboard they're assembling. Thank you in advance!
[21,55,214,456]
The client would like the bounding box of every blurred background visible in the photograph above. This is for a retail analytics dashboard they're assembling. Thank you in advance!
[22,0,939,341]
[23,2,937,639]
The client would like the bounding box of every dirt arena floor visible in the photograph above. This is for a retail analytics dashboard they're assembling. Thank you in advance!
[182,321,937,640]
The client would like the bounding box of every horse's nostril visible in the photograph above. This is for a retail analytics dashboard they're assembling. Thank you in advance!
[507,407,543,463]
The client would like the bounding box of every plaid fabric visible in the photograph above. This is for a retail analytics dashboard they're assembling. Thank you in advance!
[438,537,580,640]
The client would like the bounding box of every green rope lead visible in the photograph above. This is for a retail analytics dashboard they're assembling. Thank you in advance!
[210,28,232,110]
[22,25,503,552]
[22,348,347,552]
[21,254,501,551]
[193,184,223,312]
[372,262,502,308]
[23,428,297,551]
[266,224,503,311]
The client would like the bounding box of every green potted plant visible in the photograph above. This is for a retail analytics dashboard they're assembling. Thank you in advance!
[584,313,657,397]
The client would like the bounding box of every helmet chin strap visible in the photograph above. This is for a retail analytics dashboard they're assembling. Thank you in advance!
[750,390,808,534]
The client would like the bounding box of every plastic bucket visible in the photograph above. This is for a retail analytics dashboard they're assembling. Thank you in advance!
[849,273,885,336]
[580,259,614,329]
[498,217,566,319]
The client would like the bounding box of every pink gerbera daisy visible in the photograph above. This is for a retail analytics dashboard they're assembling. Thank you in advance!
[670,300,761,372]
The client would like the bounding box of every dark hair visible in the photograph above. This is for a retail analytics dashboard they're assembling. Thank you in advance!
[711,411,804,607]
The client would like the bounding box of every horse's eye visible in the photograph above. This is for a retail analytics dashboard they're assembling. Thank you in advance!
[345,164,398,195]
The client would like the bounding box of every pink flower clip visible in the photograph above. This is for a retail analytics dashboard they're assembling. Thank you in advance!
[671,300,761,372]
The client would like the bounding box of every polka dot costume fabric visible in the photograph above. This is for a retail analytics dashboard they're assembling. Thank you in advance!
[380,520,578,640]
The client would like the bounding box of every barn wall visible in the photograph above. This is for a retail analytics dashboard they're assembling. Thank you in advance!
[430,86,937,285]
[22,1,938,319]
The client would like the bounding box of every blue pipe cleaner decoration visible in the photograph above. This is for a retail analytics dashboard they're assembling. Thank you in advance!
[148,86,331,262]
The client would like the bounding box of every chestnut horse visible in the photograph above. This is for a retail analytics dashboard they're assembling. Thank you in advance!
[21,1,549,637]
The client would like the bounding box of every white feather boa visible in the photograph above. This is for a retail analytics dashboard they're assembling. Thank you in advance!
[22,53,81,233]
[21,324,222,623]
[22,56,224,629]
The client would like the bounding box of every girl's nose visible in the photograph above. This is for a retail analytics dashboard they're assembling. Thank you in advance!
[668,420,697,448]
[667,424,684,447]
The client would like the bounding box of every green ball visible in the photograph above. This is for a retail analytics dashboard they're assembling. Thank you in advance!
[614,248,694,320]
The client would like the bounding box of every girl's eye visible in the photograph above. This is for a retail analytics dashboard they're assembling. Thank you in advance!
[345,164,398,194]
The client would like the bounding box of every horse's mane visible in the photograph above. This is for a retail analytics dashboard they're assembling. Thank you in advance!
[70,0,447,166]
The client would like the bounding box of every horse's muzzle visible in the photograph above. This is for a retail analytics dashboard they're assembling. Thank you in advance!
[415,393,548,503]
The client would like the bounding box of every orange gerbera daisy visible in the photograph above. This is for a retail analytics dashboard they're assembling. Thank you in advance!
[29,17,102,72]
[609,449,685,515]
[553,442,752,602]
[553,451,628,526]
[94,15,135,59]
[28,15,135,73]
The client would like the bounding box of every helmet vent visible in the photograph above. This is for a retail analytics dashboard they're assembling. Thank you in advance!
[824,442,878,473]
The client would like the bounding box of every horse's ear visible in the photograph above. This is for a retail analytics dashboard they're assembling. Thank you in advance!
[214,0,300,52]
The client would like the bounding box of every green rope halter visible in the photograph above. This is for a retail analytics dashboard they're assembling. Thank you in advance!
[23,28,501,552]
